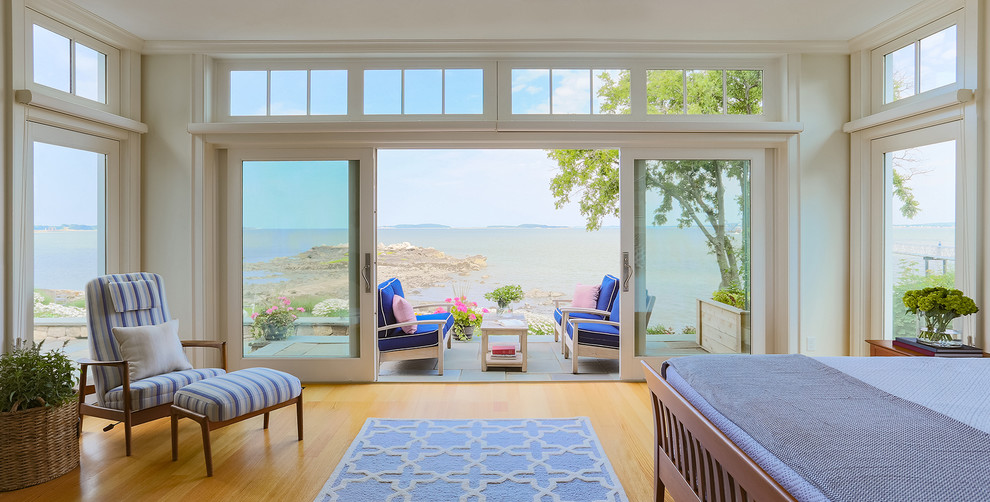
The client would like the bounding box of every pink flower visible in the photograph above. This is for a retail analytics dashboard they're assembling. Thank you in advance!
[297,307,305,312]
[445,298,452,303]
[460,295,467,301]
[265,307,275,314]
[470,302,477,307]
[291,314,297,320]
[250,313,258,320]
[468,313,476,321]
[434,308,444,314]
[282,298,291,306]
[482,308,489,313]
[457,305,467,312]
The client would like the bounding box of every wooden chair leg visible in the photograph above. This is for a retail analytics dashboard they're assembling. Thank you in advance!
[124,415,133,456]
[199,419,213,477]
[263,412,270,429]
[296,395,304,441]
[171,413,179,461]
[572,346,580,374]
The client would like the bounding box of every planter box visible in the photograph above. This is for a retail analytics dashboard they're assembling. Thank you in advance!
[697,298,750,354]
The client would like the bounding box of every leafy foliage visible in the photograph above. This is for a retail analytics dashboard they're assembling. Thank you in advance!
[712,284,747,310]
[0,341,77,412]
[484,285,525,308]
[250,296,304,339]
[892,261,954,339]
[902,285,977,340]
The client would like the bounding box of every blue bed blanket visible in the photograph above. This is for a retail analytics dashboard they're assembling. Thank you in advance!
[663,354,990,502]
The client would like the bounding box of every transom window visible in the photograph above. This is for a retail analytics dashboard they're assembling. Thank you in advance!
[646,70,763,115]
[230,69,348,116]
[882,24,957,104]
[510,69,627,115]
[363,68,483,115]
[31,23,109,104]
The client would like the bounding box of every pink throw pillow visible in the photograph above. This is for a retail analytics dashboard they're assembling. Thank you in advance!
[572,284,600,309]
[392,295,418,334]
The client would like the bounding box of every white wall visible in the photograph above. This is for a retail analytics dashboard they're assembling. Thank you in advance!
[798,54,851,356]
[141,54,196,338]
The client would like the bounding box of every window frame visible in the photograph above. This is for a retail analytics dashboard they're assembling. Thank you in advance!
[25,9,120,114]
[215,59,497,122]
[498,58,781,122]
[870,11,963,114]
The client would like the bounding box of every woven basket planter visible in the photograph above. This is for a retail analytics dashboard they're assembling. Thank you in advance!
[0,399,80,492]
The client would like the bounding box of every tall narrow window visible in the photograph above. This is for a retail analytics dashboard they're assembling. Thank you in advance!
[33,142,106,343]
[885,141,956,339]
[242,160,359,358]
[634,159,751,356]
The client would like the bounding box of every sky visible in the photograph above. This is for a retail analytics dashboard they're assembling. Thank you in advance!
[34,142,101,226]
[378,149,616,228]
[889,140,956,226]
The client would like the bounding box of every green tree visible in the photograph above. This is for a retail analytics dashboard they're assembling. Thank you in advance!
[548,70,757,291]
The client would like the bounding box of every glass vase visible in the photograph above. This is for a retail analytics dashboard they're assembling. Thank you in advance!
[916,312,961,347]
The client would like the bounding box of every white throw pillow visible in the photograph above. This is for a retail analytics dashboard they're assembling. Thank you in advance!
[111,319,193,382]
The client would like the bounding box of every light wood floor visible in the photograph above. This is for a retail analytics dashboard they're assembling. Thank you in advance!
[13,382,658,502]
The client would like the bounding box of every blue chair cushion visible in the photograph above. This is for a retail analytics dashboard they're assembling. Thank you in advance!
[173,367,301,422]
[103,367,227,411]
[377,278,400,328]
[596,274,620,312]
[553,307,603,326]
[378,320,451,352]
[567,322,620,349]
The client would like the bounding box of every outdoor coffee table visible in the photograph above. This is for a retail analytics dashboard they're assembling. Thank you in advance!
[480,313,528,372]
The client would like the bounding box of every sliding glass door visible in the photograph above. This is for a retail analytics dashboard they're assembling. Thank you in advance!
[620,149,766,377]
[226,149,375,381]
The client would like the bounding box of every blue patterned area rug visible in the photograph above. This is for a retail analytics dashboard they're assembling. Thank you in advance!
[314,417,628,501]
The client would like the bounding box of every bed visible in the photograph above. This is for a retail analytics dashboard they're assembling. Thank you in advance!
[641,355,990,502]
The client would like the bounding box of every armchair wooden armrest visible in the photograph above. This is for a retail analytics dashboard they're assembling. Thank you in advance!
[558,306,611,318]
[567,318,620,328]
[180,340,228,371]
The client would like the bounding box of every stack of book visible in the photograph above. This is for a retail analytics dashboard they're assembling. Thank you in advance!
[490,344,517,359]
[893,337,984,358]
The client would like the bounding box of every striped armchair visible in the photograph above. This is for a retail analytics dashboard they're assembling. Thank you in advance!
[78,273,227,456]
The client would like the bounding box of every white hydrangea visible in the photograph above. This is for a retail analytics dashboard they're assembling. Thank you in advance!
[523,312,555,336]
[34,301,86,318]
[312,298,349,317]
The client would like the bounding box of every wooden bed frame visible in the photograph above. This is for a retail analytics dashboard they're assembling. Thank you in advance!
[641,361,797,502]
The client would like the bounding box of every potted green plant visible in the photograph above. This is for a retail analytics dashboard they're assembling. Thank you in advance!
[484,285,525,316]
[251,296,306,341]
[0,341,79,491]
[447,296,486,341]
[902,287,979,346]
[697,284,750,354]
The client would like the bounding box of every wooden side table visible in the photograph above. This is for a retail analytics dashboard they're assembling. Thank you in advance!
[865,339,989,357]
[480,314,528,371]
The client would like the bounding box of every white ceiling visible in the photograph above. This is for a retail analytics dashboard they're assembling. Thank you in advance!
[66,0,925,44]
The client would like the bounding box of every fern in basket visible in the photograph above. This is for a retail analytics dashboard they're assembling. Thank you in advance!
[0,341,77,412]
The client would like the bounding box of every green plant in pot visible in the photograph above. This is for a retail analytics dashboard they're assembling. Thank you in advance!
[0,341,79,491]
[447,296,486,341]
[484,285,525,316]
[902,287,978,346]
[251,296,305,341]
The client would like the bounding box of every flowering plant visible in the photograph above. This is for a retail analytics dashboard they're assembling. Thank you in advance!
[902,287,978,343]
[437,296,488,340]
[251,296,305,340]
[484,285,524,309]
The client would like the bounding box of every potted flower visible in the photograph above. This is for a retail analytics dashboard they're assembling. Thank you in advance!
[697,284,750,354]
[0,341,78,491]
[251,296,306,341]
[444,296,487,341]
[484,285,525,316]
[902,287,979,346]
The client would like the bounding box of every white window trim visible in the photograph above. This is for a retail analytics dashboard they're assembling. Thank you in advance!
[499,58,782,122]
[215,59,497,123]
[869,10,963,114]
[25,8,121,114]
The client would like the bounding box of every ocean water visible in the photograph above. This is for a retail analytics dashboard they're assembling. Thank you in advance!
[34,226,957,330]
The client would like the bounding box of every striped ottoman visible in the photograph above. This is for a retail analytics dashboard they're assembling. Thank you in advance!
[170,367,303,476]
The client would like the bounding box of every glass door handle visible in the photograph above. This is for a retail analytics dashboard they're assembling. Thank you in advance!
[622,252,631,292]
[362,253,372,293]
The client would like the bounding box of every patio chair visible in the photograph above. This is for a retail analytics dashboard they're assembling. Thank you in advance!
[563,289,622,374]
[78,273,227,456]
[553,274,620,353]
[377,278,454,375]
